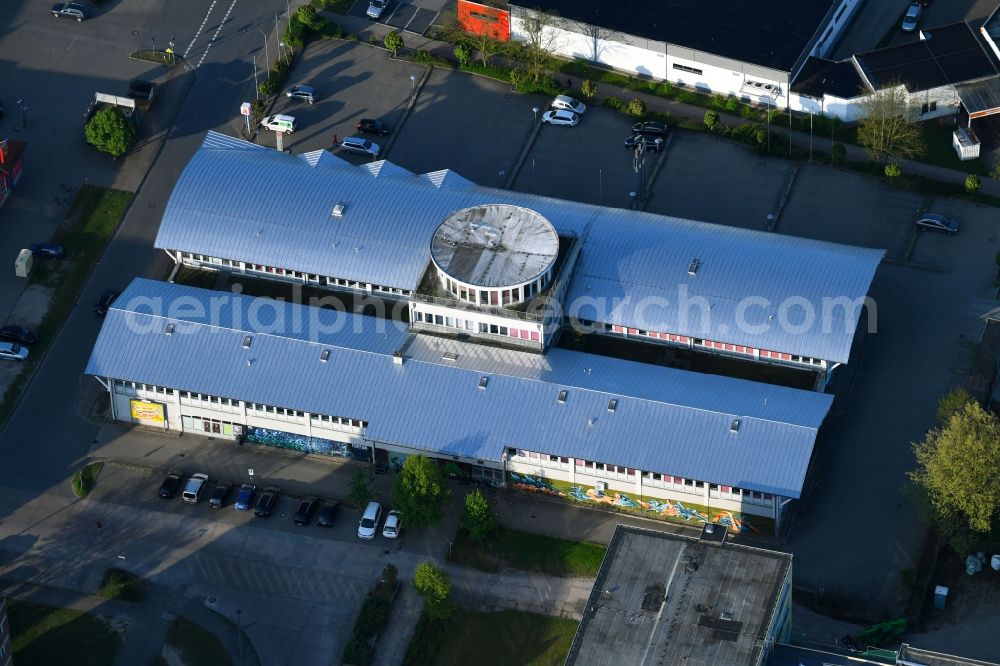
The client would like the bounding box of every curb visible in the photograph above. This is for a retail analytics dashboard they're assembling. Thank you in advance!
[638,131,675,211]
[505,117,544,189]
[767,164,799,232]
[382,63,431,158]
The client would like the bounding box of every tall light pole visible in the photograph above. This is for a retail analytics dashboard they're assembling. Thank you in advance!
[253,54,259,100]
[236,609,243,659]
[409,74,416,97]
[809,109,813,164]
[532,106,539,124]
[258,27,270,72]
[766,94,771,153]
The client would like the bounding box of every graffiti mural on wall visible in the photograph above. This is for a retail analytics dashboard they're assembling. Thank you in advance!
[509,472,758,533]
[247,427,370,460]
[389,453,409,472]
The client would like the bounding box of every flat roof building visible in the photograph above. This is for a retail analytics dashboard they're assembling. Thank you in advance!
[566,525,793,666]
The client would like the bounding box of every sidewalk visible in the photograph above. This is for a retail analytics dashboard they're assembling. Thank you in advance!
[318,8,1000,199]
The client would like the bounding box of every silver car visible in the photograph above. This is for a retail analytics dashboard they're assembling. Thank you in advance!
[551,95,586,115]
[367,0,390,20]
[285,85,317,104]
[340,135,381,157]
[0,342,28,362]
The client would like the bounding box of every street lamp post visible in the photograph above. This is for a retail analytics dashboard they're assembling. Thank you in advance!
[258,28,270,72]
[532,106,539,124]
[253,55,259,100]
[409,74,416,97]
[236,609,243,659]
[766,94,771,153]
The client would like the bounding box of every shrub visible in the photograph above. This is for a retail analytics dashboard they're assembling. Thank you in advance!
[831,142,846,165]
[348,466,374,507]
[703,109,720,132]
[580,79,597,100]
[965,173,982,194]
[98,568,146,602]
[454,42,472,66]
[462,489,497,542]
[413,49,449,66]
[381,564,398,585]
[625,97,646,118]
[885,162,901,180]
[724,96,740,112]
[413,562,453,620]
[368,34,379,45]
[603,96,623,111]
[740,104,759,120]
[71,462,104,498]
[84,107,136,158]
[384,31,404,57]
[516,75,561,96]
[294,4,324,31]
[728,122,761,146]
[258,78,278,96]
[342,580,396,666]
[509,67,525,89]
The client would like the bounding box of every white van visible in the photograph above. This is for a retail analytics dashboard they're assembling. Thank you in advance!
[261,114,296,133]
[357,501,382,539]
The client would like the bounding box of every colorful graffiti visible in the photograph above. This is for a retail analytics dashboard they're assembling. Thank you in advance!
[389,453,409,472]
[509,472,758,533]
[247,427,369,460]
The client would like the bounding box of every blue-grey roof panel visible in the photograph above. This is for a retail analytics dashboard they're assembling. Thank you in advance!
[86,279,834,498]
[154,132,882,364]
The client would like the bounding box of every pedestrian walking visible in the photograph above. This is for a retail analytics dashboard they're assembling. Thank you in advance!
[95,520,102,536]
[333,133,339,149]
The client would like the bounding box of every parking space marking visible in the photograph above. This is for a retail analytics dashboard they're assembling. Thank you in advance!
[405,7,438,35]
[386,3,418,30]
[197,0,238,69]
[184,0,218,58]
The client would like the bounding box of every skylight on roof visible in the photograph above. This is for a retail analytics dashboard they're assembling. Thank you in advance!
[320,349,330,363]
[557,390,568,404]
[242,335,252,349]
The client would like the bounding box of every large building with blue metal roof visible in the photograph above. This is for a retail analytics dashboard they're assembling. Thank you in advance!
[155,132,883,382]
[87,278,836,532]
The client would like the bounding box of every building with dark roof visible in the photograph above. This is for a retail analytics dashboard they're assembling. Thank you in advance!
[507,0,863,110]
[565,525,793,666]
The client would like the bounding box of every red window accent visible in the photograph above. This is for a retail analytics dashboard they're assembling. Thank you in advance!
[780,353,792,361]
[760,350,771,358]
[726,344,735,351]
[575,459,583,466]
[677,336,689,343]
[530,331,540,342]
[612,325,624,333]
[721,485,731,492]
[628,328,639,335]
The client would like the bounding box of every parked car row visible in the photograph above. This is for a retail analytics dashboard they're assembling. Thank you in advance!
[158,472,345,527]
[357,501,402,540]
[542,95,586,127]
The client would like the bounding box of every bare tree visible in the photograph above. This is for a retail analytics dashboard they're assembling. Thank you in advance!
[466,30,502,66]
[856,84,925,164]
[518,8,563,83]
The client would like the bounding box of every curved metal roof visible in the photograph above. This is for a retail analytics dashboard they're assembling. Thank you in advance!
[430,204,559,288]
[154,132,884,363]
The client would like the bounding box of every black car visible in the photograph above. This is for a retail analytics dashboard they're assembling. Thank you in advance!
[254,486,280,516]
[631,121,667,136]
[293,497,319,526]
[94,290,119,316]
[209,481,233,509]
[0,326,38,346]
[625,134,665,152]
[29,243,65,259]
[915,213,959,235]
[159,472,183,498]
[315,499,340,527]
[356,119,392,136]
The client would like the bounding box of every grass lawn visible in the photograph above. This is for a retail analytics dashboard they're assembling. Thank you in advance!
[0,185,132,428]
[163,616,231,666]
[8,599,123,665]
[918,121,989,176]
[449,527,605,577]
[71,461,105,498]
[435,610,577,666]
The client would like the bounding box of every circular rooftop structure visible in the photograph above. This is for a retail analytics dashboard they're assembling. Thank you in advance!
[430,204,559,307]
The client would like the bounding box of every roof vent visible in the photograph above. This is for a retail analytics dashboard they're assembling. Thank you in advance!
[730,419,741,433]
[687,259,700,276]
[320,349,330,363]
[478,376,489,389]
[242,335,252,349]
[608,399,618,413]
[587,417,596,427]
[332,202,346,217]
[557,390,568,404]
[165,323,174,335]
[442,352,459,362]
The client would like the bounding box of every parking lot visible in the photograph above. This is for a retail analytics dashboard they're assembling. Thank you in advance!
[345,0,446,36]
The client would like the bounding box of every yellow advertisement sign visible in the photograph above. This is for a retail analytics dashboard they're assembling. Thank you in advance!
[130,399,165,423]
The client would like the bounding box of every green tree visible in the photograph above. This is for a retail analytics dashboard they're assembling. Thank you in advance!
[519,9,561,83]
[453,42,472,66]
[391,455,450,527]
[625,97,646,118]
[909,400,1000,554]
[85,107,136,158]
[965,173,982,195]
[580,79,597,100]
[937,388,976,425]
[384,31,404,57]
[884,162,901,182]
[413,562,453,620]
[831,142,846,165]
[856,84,925,164]
[348,466,375,507]
[461,489,497,542]
[703,109,720,131]
[464,30,501,66]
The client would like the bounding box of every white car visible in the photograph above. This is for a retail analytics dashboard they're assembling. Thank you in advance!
[367,0,390,20]
[357,501,382,540]
[382,510,402,539]
[901,3,921,32]
[182,473,209,504]
[551,95,586,115]
[541,109,579,126]
[261,114,296,133]
[341,135,381,158]
[0,342,28,362]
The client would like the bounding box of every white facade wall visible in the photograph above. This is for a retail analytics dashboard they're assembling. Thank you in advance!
[506,453,777,520]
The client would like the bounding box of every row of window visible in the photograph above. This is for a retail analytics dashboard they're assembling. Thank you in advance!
[118,382,366,430]
[511,448,775,502]
[607,326,825,366]
[413,311,542,342]
[442,276,545,306]
[673,62,702,75]
[179,252,411,297]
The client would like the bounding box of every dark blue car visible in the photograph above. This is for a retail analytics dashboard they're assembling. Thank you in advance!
[234,483,256,510]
